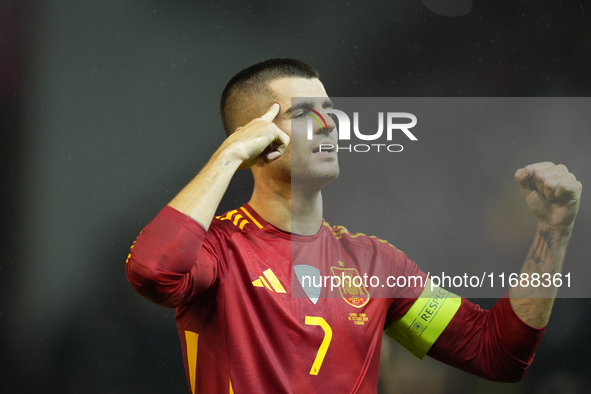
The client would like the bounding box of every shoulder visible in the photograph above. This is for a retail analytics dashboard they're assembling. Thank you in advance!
[211,206,266,234]
[322,220,422,281]
[321,220,402,254]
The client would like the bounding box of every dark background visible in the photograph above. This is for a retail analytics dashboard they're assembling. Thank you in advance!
[1,1,590,393]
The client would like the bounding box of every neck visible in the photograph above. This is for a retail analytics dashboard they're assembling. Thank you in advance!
[248,180,323,236]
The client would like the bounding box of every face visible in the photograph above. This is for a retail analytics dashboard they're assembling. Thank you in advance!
[267,77,339,189]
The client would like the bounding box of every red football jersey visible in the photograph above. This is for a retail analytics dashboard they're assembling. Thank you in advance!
[126,204,546,393]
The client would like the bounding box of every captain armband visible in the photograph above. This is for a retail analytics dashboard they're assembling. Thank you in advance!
[386,279,461,359]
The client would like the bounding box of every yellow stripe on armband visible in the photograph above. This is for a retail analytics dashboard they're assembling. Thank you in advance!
[386,279,461,359]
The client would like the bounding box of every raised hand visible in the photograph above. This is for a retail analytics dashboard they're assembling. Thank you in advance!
[220,103,290,169]
[515,162,582,232]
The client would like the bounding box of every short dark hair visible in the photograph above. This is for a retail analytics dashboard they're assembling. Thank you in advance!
[220,58,320,136]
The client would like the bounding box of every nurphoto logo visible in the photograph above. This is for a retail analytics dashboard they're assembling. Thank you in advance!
[304,108,418,153]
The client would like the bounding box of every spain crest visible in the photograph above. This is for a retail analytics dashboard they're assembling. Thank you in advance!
[330,265,370,308]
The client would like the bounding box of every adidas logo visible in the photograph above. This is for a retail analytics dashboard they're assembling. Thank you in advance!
[252,269,286,293]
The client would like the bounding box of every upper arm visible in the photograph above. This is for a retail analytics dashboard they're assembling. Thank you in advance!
[385,279,461,359]
[126,205,220,308]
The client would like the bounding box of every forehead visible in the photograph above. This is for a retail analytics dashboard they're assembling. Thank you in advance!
[268,77,328,102]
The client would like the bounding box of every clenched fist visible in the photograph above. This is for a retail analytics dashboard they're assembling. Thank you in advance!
[515,162,582,232]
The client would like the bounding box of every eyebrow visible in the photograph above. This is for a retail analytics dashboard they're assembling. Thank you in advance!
[284,99,334,115]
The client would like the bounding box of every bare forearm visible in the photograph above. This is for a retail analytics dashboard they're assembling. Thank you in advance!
[509,221,572,328]
[167,104,287,229]
[168,148,241,230]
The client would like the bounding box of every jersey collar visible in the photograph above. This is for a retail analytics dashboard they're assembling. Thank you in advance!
[241,203,326,242]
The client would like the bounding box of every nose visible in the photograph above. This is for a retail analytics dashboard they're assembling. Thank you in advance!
[313,112,336,137]
[324,113,337,135]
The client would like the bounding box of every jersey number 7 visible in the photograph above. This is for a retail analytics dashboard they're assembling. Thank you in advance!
[305,316,333,375]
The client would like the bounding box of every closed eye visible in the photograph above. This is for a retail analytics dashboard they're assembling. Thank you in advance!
[291,110,310,120]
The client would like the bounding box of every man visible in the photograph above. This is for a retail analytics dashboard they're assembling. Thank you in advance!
[126,58,582,393]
